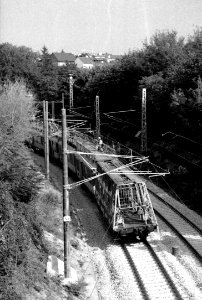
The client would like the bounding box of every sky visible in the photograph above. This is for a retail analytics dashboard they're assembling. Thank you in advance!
[0,0,202,55]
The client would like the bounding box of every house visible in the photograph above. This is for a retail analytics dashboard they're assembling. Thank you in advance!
[106,54,122,63]
[91,53,122,66]
[75,57,94,69]
[51,51,76,67]
[93,55,107,66]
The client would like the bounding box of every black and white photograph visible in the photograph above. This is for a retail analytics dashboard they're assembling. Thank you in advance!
[0,0,202,299]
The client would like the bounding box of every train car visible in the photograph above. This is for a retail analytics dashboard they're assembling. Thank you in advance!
[31,130,158,238]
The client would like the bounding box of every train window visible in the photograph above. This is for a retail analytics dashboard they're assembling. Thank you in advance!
[81,162,86,178]
[108,179,112,195]
[118,186,132,208]
[102,178,105,190]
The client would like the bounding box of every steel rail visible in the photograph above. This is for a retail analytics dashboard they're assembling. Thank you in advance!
[154,209,202,264]
[121,242,184,300]
[148,188,202,236]
[144,240,184,300]
[120,243,150,300]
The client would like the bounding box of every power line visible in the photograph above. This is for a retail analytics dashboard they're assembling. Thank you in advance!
[162,131,202,147]
[103,113,139,128]
[156,143,202,169]
[105,109,136,114]
[69,105,93,110]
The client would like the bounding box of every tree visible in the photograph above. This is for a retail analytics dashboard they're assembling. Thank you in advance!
[0,43,39,86]
[36,46,58,102]
[141,30,185,76]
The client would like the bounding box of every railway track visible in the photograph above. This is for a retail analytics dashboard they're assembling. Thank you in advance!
[148,187,202,235]
[119,240,186,300]
[147,189,202,264]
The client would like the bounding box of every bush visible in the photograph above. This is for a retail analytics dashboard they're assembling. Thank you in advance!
[0,182,48,299]
[0,81,49,299]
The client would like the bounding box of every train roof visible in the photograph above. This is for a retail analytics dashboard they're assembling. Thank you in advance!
[71,133,143,185]
[97,159,142,185]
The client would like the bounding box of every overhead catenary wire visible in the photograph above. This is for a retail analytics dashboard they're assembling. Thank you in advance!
[68,109,91,119]
[155,143,202,169]
[65,157,155,190]
[103,113,140,128]
[66,150,147,160]
[67,105,93,110]
[162,131,202,147]
[105,109,136,114]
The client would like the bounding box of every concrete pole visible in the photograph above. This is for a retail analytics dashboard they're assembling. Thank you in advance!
[51,101,55,120]
[45,101,49,180]
[43,101,49,180]
[62,108,71,278]
[62,93,64,109]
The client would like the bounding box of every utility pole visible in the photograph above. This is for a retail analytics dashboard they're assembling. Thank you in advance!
[69,74,74,109]
[51,101,55,120]
[62,108,71,279]
[62,93,64,109]
[43,101,49,180]
[95,95,100,139]
[141,88,147,153]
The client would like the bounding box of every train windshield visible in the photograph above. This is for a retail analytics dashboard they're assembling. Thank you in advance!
[118,182,150,210]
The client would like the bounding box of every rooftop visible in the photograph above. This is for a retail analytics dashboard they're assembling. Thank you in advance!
[52,52,75,62]
[77,56,94,64]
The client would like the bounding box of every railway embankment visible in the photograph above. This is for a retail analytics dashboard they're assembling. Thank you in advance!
[0,82,99,300]
[30,152,100,300]
[0,150,99,300]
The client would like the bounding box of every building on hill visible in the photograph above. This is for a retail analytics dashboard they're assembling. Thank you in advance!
[93,55,107,66]
[106,54,122,63]
[51,51,76,67]
[91,53,122,66]
[75,56,94,69]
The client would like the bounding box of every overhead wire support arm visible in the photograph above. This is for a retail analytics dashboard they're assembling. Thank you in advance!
[64,156,150,190]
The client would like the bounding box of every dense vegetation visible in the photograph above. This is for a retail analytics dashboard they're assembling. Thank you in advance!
[1,30,201,141]
[0,82,46,298]
[0,83,82,299]
[0,29,201,214]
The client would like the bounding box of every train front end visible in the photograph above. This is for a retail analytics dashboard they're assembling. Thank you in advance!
[113,182,158,237]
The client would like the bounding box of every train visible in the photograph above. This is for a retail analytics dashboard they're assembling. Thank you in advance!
[31,129,158,239]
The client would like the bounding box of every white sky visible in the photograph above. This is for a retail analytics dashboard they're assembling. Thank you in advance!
[0,0,202,54]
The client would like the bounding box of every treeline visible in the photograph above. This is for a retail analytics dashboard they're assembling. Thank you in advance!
[1,29,201,145]
[80,29,202,145]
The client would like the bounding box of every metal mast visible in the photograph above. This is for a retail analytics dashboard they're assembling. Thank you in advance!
[95,95,100,139]
[62,108,71,279]
[43,101,49,180]
[141,88,147,153]
[69,74,74,109]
